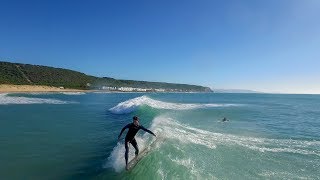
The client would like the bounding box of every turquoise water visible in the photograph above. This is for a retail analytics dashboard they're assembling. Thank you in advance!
[0,92,319,179]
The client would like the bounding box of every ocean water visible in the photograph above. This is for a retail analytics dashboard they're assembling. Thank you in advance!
[0,92,319,179]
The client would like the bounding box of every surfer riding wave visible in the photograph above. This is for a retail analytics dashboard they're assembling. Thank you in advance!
[118,116,156,170]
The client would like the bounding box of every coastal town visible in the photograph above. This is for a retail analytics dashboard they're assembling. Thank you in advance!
[101,86,197,92]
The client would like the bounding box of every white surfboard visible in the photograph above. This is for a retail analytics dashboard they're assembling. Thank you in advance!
[126,136,164,171]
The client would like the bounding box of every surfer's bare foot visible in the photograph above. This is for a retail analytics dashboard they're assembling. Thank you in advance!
[126,165,129,171]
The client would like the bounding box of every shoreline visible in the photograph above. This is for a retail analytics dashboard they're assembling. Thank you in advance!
[0,84,89,93]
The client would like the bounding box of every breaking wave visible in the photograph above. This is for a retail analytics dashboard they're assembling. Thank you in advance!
[109,95,239,114]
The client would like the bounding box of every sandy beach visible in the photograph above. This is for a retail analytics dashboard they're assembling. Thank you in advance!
[0,84,88,93]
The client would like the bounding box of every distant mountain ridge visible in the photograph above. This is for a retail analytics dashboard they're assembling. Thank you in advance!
[0,61,212,92]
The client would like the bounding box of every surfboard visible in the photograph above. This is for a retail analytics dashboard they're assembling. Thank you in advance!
[126,137,164,171]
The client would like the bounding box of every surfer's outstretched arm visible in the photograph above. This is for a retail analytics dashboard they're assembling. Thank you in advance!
[140,126,156,137]
[118,124,130,139]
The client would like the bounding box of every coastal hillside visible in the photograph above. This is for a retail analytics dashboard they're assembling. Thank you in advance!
[0,61,212,92]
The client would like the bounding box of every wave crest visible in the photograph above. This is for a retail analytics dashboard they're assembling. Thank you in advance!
[109,95,238,114]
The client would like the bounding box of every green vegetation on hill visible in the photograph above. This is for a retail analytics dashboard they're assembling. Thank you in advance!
[0,61,212,92]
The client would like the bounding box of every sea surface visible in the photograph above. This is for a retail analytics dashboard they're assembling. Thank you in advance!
[0,92,319,179]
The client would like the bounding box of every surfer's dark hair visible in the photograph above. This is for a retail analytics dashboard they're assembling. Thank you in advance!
[133,116,139,121]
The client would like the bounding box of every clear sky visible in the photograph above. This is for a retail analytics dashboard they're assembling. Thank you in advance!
[1,0,320,94]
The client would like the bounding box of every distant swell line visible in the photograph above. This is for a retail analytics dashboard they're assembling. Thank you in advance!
[0,93,75,105]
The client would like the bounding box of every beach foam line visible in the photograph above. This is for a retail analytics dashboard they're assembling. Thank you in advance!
[150,116,320,157]
[109,95,239,114]
[60,92,86,95]
[0,93,75,105]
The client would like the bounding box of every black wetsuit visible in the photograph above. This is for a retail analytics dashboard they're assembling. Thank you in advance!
[118,123,155,165]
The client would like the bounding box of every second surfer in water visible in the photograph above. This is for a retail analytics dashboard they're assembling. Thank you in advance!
[118,116,156,170]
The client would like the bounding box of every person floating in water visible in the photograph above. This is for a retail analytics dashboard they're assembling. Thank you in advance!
[118,116,156,170]
[222,117,229,122]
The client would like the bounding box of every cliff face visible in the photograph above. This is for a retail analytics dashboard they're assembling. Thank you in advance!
[0,61,212,92]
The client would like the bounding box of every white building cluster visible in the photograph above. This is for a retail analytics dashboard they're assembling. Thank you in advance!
[101,86,168,92]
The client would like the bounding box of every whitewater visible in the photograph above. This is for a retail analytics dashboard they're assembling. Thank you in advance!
[109,95,239,114]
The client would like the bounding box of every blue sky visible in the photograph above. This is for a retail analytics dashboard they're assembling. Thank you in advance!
[1,0,320,93]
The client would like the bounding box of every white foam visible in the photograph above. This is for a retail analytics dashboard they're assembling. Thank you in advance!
[171,157,197,174]
[150,116,320,157]
[167,155,208,179]
[109,95,239,114]
[157,168,167,180]
[93,91,112,94]
[0,93,74,105]
[27,92,53,95]
[104,136,152,172]
[169,157,195,169]
[60,92,86,95]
